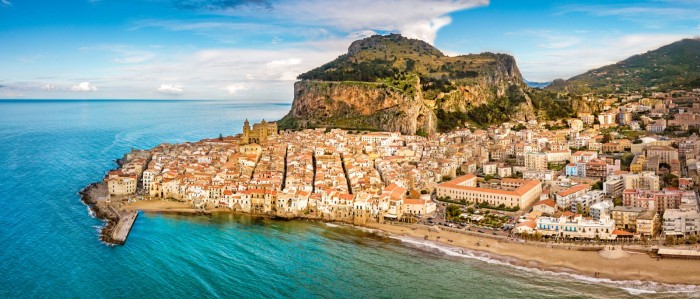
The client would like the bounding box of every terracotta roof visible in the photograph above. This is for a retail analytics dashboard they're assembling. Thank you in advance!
[516,220,536,229]
[403,198,425,205]
[556,184,591,197]
[437,174,476,187]
[438,174,539,196]
[339,193,355,200]
[534,199,556,208]
[612,229,634,236]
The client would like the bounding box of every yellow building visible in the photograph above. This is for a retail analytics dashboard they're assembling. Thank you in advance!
[524,152,548,171]
[242,119,278,144]
[611,206,644,232]
[104,170,137,196]
[437,174,542,209]
[630,155,647,173]
[636,210,660,237]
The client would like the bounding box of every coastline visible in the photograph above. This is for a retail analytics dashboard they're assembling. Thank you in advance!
[115,198,700,287]
[363,222,700,287]
[79,182,119,244]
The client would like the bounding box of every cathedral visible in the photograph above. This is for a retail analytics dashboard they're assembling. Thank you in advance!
[242,119,278,144]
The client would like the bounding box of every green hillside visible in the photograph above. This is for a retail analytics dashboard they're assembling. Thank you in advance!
[547,38,700,94]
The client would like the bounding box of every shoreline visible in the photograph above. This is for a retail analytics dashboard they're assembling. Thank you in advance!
[114,198,700,287]
[362,222,700,287]
[79,182,119,245]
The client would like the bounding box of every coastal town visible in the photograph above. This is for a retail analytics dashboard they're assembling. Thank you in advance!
[94,89,700,257]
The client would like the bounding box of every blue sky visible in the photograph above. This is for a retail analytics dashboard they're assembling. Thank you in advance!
[1,0,699,100]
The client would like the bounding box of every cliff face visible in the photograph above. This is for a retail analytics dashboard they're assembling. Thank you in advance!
[285,80,436,134]
[278,34,532,133]
[437,55,524,113]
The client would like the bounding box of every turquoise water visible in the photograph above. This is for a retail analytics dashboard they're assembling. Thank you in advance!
[0,100,696,298]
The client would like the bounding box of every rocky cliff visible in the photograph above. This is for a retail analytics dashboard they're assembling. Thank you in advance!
[278,34,535,133]
[284,80,436,134]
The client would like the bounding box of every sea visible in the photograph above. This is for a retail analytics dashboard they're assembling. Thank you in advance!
[0,100,697,298]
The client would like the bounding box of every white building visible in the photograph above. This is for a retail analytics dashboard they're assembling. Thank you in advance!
[535,214,616,240]
[663,209,700,236]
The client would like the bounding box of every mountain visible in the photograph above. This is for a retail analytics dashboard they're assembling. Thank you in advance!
[524,79,551,88]
[278,34,542,134]
[546,38,700,94]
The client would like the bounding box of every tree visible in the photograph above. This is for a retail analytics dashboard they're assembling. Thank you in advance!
[666,235,676,245]
[620,153,635,171]
[613,196,623,206]
[218,133,223,141]
[446,204,461,219]
[592,181,604,190]
[662,173,679,188]
[512,123,526,131]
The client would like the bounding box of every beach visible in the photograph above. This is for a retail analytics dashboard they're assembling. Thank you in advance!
[120,199,700,286]
[364,222,700,286]
[122,199,200,214]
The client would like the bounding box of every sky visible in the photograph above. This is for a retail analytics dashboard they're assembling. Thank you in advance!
[1,0,699,100]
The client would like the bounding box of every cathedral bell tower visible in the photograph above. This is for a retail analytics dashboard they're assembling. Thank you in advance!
[243,118,251,144]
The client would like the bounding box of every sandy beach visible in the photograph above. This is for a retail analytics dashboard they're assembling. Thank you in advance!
[364,222,700,286]
[121,199,200,214]
[120,199,700,285]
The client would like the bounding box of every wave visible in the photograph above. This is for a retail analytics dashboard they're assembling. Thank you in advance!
[390,235,700,296]
[85,205,96,218]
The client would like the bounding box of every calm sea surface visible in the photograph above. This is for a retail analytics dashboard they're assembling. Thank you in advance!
[0,100,696,298]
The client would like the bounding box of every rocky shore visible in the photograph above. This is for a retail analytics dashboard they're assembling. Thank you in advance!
[79,182,120,244]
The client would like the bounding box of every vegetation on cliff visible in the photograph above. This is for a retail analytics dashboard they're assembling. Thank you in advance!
[281,34,581,133]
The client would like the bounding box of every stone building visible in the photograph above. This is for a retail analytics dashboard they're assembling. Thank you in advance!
[242,119,278,144]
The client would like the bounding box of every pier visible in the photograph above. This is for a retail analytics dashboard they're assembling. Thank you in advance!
[111,210,138,245]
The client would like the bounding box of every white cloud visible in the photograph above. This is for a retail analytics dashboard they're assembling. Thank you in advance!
[41,84,56,91]
[269,0,488,44]
[266,58,302,67]
[224,83,249,95]
[11,1,490,99]
[348,30,378,40]
[157,84,184,95]
[71,82,97,91]
[516,33,689,81]
[169,0,489,45]
[399,16,453,46]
